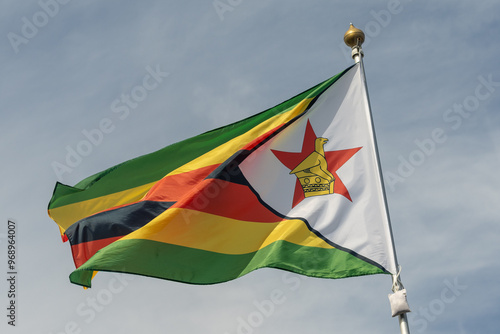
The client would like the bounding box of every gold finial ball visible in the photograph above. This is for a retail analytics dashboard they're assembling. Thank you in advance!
[344,23,365,48]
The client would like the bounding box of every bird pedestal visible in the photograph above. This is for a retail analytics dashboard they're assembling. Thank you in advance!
[298,176,335,198]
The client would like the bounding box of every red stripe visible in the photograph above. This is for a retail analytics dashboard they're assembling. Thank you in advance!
[143,164,218,202]
[71,236,122,268]
[79,165,219,218]
[178,179,282,223]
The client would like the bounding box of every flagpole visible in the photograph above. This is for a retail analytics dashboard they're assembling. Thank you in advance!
[343,24,411,334]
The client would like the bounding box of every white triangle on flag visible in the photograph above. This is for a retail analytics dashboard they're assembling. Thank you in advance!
[240,64,397,274]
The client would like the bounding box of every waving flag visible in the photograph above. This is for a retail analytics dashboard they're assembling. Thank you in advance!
[48,63,397,288]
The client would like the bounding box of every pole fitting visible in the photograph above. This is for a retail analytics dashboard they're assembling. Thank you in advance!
[343,24,365,63]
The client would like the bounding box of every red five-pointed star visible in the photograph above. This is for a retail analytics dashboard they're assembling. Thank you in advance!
[272,120,362,208]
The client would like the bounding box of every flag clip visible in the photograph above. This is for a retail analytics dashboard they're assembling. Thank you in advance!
[388,266,411,317]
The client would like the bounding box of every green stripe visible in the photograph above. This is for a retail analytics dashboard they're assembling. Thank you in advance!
[69,237,386,288]
[50,68,352,210]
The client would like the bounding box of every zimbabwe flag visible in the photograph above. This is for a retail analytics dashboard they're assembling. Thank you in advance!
[48,64,397,288]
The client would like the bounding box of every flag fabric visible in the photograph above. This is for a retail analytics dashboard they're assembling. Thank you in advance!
[48,63,397,288]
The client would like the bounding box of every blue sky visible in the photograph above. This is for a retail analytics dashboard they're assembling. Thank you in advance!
[1,1,499,333]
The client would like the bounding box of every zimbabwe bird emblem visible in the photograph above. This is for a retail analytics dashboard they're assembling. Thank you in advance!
[289,137,335,197]
[272,120,362,207]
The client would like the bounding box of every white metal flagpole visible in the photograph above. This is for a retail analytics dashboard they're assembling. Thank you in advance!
[343,24,411,334]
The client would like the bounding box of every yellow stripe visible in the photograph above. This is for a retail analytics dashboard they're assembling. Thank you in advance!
[122,208,333,254]
[49,97,312,234]
[48,182,156,233]
[167,98,312,176]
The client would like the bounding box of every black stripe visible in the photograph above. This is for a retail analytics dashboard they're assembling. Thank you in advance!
[65,201,175,245]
